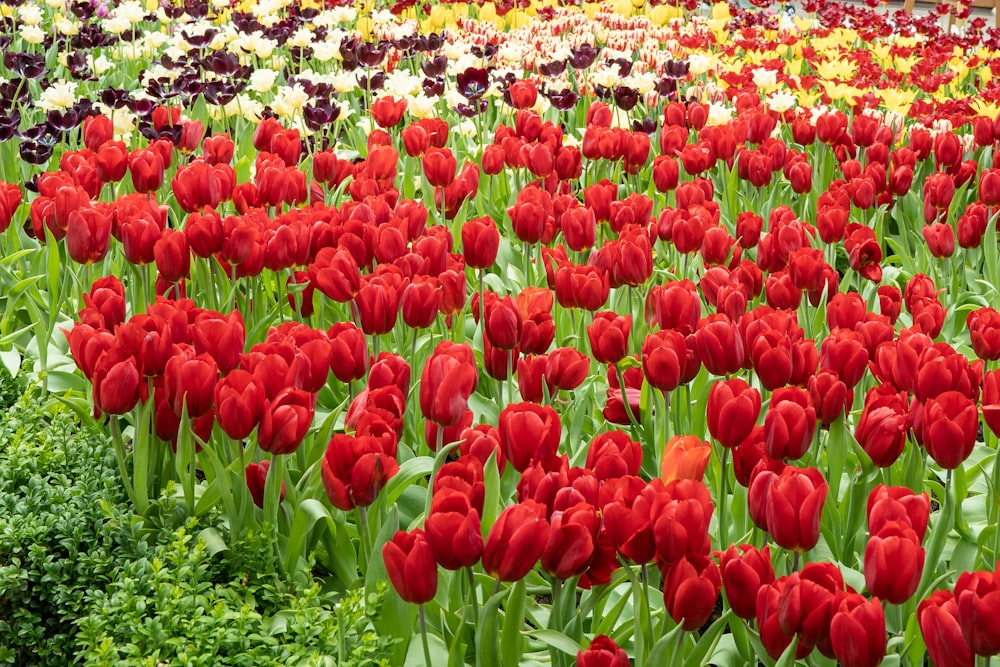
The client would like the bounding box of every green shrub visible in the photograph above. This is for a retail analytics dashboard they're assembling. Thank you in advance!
[0,386,139,666]
[75,521,393,667]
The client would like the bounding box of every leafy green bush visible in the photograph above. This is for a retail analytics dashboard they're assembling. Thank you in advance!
[0,384,392,667]
[76,521,393,667]
[0,386,139,666]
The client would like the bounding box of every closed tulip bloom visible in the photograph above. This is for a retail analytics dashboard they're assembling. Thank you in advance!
[383,529,437,604]
[322,434,399,510]
[983,370,1000,437]
[422,147,457,189]
[968,307,1000,361]
[499,402,561,472]
[651,493,712,564]
[401,277,441,330]
[192,310,245,375]
[864,524,924,604]
[425,488,483,570]
[830,593,886,667]
[66,205,112,265]
[956,569,1000,657]
[757,579,808,660]
[603,498,655,565]
[461,216,500,270]
[707,378,761,449]
[921,391,979,470]
[585,431,642,480]
[695,315,745,376]
[588,312,631,365]
[641,329,686,392]
[419,341,478,426]
[245,460,285,509]
[777,562,844,656]
[258,387,314,455]
[129,148,165,193]
[328,322,369,384]
[718,544,775,620]
[371,95,407,129]
[645,280,701,334]
[164,349,218,418]
[808,370,853,425]
[764,386,817,461]
[545,347,588,392]
[576,635,630,667]
[310,247,361,303]
[867,485,930,542]
[918,590,975,667]
[485,295,523,350]
[766,466,827,552]
[542,501,599,579]
[483,499,550,582]
[93,353,141,416]
[660,435,711,484]
[662,554,723,631]
[855,388,909,467]
[214,370,265,440]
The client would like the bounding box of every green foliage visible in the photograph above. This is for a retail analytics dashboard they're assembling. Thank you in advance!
[0,384,393,667]
[0,386,138,666]
[75,522,393,667]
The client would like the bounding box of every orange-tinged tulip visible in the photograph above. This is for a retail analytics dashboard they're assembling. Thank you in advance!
[660,435,711,484]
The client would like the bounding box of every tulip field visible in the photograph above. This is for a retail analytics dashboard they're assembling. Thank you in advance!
[8,0,1000,663]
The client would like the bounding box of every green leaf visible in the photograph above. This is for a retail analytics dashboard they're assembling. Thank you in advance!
[774,637,800,667]
[523,629,581,656]
[381,456,434,509]
[500,579,527,666]
[284,499,333,576]
[684,610,732,667]
[197,527,228,556]
[403,630,450,667]
[475,587,509,667]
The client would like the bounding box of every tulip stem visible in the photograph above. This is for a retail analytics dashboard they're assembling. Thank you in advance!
[419,604,433,667]
[466,566,479,627]
[791,551,800,574]
[718,445,730,550]
[550,577,564,667]
[614,364,642,435]
[357,505,371,572]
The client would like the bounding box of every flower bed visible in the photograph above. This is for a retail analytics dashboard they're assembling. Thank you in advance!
[1,0,1000,664]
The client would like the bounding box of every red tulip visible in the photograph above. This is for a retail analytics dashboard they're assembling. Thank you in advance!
[129,148,165,193]
[588,312,631,365]
[576,635,630,667]
[919,590,975,667]
[499,402,561,472]
[921,390,978,470]
[164,348,218,418]
[245,460,284,509]
[707,378,761,449]
[864,525,924,604]
[956,569,1000,656]
[419,341,478,427]
[718,544,775,620]
[641,329,686,392]
[328,322,369,384]
[585,431,641,480]
[662,554,722,631]
[382,529,437,604]
[867,484,930,542]
[425,488,483,570]
[461,216,500,269]
[371,96,407,129]
[257,387,314,455]
[695,314,745,376]
[541,501,599,579]
[482,500,550,582]
[764,386,817,461]
[830,593,886,667]
[321,433,398,511]
[66,205,112,265]
[766,466,827,552]
[777,562,844,656]
[214,370,265,440]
